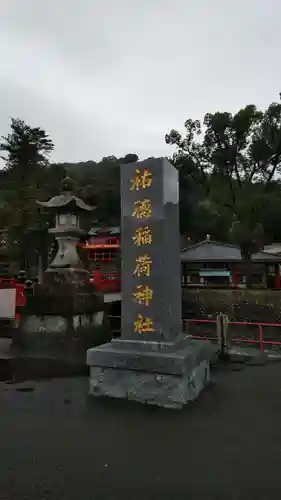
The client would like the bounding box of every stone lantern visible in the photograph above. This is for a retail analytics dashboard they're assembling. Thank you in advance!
[13,176,111,376]
[36,176,95,285]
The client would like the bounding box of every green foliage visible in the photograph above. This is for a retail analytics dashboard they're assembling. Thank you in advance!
[2,95,281,275]
[166,95,281,248]
[63,153,139,226]
[0,118,55,269]
[0,118,54,172]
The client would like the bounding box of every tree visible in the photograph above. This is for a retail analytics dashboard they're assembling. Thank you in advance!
[73,154,139,226]
[189,200,231,242]
[120,153,139,164]
[229,220,264,287]
[0,118,54,270]
[166,98,281,210]
[165,96,281,246]
[1,118,54,171]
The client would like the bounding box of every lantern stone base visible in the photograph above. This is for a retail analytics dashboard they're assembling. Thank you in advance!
[87,338,212,409]
[17,312,111,364]
[12,267,111,375]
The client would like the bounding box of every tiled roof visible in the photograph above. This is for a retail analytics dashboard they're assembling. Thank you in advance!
[37,194,95,211]
[251,251,281,262]
[180,239,242,261]
[88,226,120,236]
[180,239,281,262]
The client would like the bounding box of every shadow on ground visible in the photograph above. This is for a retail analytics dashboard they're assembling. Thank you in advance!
[1,360,281,499]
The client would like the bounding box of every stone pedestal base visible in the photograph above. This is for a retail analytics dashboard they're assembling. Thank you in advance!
[14,267,110,369]
[87,338,211,409]
[17,312,110,362]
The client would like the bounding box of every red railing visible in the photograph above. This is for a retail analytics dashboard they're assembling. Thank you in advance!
[90,273,121,293]
[185,318,281,354]
[107,315,281,354]
[0,277,17,286]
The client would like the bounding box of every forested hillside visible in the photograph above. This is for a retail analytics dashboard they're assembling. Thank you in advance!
[1,95,281,271]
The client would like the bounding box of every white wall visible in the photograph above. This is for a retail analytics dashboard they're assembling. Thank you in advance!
[0,288,16,319]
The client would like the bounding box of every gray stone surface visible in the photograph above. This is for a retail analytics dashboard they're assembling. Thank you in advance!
[87,158,212,408]
[110,337,186,352]
[87,338,210,375]
[89,359,210,409]
[27,268,103,316]
[120,158,181,342]
[48,234,85,268]
[15,310,111,364]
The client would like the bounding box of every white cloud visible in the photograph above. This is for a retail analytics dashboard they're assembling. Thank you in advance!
[0,0,281,166]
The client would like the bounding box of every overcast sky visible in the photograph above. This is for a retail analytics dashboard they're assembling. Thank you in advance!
[0,0,280,166]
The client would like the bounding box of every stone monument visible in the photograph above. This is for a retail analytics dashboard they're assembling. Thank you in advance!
[87,158,212,409]
[15,177,110,373]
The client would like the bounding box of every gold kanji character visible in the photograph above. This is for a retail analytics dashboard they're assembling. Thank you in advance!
[134,313,155,334]
[132,199,152,219]
[130,168,152,191]
[133,255,152,277]
[133,285,153,306]
[132,226,152,246]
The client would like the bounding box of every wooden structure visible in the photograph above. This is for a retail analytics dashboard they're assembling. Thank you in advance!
[180,237,281,289]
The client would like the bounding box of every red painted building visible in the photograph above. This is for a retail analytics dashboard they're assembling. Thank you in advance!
[82,226,121,293]
[82,231,281,291]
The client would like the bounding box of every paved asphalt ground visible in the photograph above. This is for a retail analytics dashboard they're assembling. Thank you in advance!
[1,360,281,500]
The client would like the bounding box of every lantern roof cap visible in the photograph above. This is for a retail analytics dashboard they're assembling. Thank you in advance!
[36,176,95,212]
